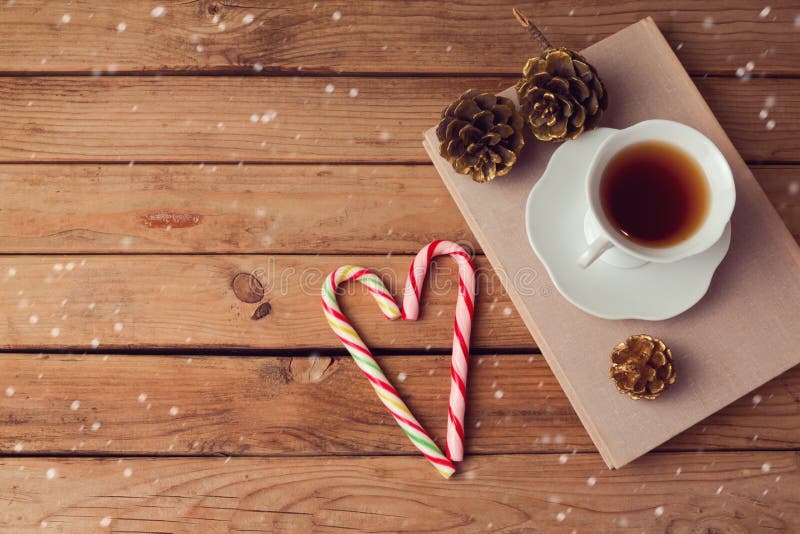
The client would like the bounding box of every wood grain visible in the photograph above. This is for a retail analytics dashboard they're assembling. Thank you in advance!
[0,164,796,254]
[1,453,796,532]
[0,254,534,351]
[1,1,798,76]
[0,77,796,163]
[1,354,797,456]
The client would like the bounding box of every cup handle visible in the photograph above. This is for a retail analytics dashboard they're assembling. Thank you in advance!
[577,236,613,269]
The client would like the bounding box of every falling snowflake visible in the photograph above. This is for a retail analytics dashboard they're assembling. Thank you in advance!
[331,10,342,21]
[253,63,263,72]
[46,468,57,480]
[587,476,597,486]
[761,462,771,473]
[5,387,14,397]
[169,406,179,416]
[556,511,566,522]
[348,88,359,98]
[70,400,80,411]
[494,389,504,399]
[29,315,38,324]
[716,485,724,495]
[759,6,771,17]
[123,467,133,477]
[91,338,100,349]
[759,109,769,119]
[788,182,799,195]
[752,394,763,406]
[745,61,755,71]
[91,421,102,431]
[50,328,60,337]
[7,267,16,277]
[655,506,665,517]
[558,454,568,464]
[325,83,335,93]
[502,307,512,316]
[117,22,127,32]
[702,17,714,29]
[99,517,112,527]
[397,372,407,382]
[61,13,71,24]
[138,393,147,403]
[150,6,165,17]
[114,322,124,333]
[242,14,255,25]
[766,119,776,130]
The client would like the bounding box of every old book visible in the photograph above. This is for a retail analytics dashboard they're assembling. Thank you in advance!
[423,18,800,468]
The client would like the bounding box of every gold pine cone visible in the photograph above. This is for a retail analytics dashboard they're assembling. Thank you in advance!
[515,48,608,142]
[610,334,676,400]
[436,89,525,183]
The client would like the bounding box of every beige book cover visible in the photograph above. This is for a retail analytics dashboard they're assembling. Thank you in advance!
[423,18,800,468]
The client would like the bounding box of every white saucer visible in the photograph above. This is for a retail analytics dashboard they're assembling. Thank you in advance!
[525,128,731,321]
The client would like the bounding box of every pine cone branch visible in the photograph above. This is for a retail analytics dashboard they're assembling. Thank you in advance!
[513,9,608,142]
[512,8,552,50]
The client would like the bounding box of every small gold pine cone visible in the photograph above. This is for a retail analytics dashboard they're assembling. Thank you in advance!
[610,334,676,400]
[516,48,608,142]
[436,89,525,183]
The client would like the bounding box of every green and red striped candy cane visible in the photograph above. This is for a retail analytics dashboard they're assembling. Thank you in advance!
[321,264,456,478]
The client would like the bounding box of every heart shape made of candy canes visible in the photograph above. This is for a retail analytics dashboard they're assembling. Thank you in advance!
[321,241,476,478]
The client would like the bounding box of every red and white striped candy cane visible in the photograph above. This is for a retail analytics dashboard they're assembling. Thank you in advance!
[402,240,476,462]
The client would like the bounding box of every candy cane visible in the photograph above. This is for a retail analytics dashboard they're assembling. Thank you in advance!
[402,240,476,462]
[321,265,456,479]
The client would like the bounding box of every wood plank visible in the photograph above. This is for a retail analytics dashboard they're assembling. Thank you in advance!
[2,354,797,456]
[1,453,796,532]
[0,77,796,163]
[0,164,471,254]
[0,254,535,351]
[0,164,796,254]
[1,1,798,76]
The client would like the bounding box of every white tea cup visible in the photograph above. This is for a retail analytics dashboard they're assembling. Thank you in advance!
[577,120,735,269]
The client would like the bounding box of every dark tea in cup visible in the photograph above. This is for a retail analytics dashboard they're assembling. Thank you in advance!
[599,141,710,248]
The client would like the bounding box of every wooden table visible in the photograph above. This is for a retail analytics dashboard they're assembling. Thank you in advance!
[0,2,797,532]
